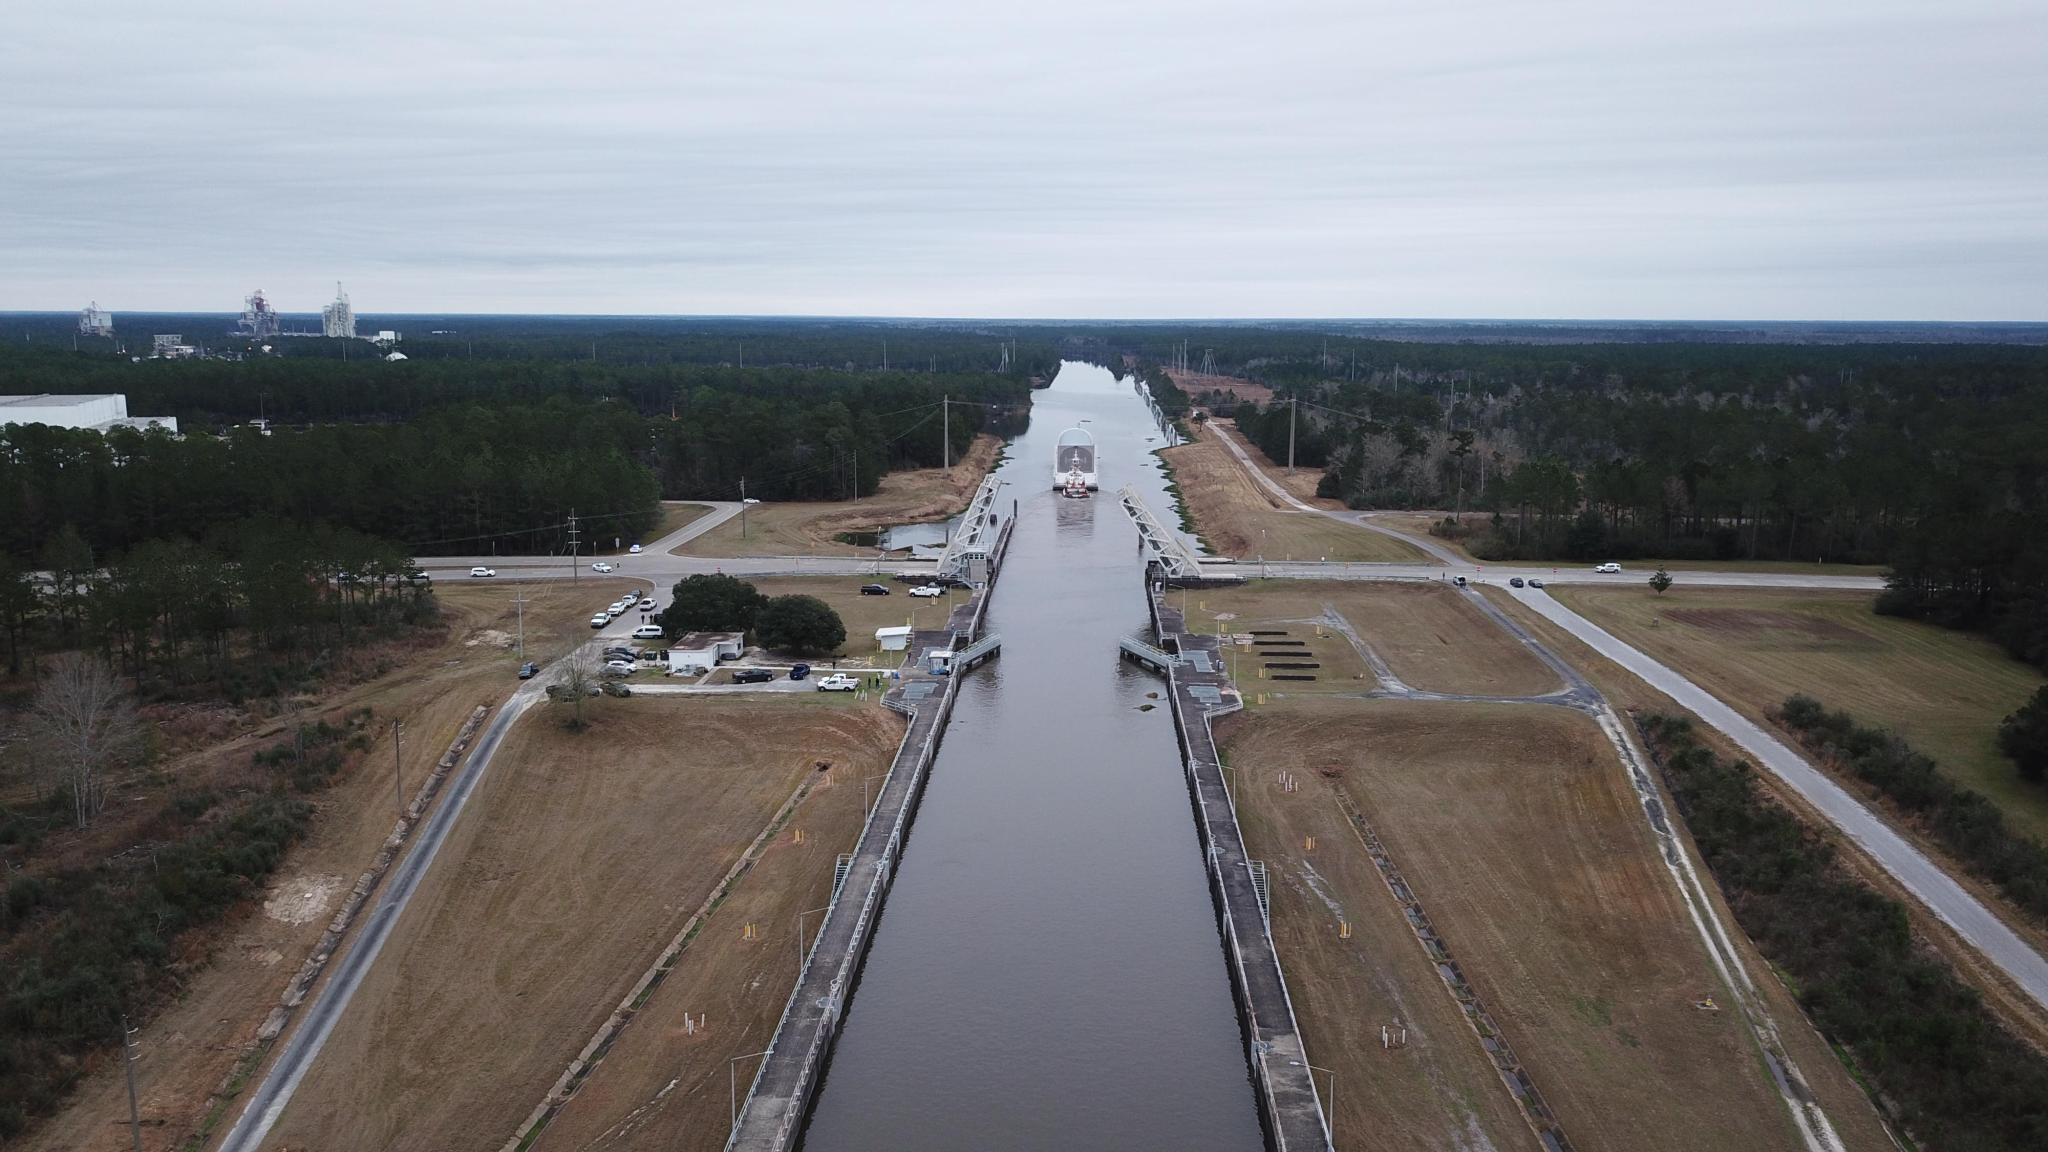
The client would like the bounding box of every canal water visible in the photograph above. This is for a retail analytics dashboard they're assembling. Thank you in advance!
[800,362,1263,1150]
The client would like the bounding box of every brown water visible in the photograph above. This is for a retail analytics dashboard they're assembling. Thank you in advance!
[798,361,1263,1150]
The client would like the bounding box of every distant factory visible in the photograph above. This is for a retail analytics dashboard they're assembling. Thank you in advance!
[74,283,391,349]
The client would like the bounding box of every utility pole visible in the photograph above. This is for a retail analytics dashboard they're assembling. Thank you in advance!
[568,510,580,585]
[513,591,529,659]
[942,395,950,470]
[739,478,748,539]
[393,721,405,818]
[121,1015,143,1152]
[1287,396,1298,474]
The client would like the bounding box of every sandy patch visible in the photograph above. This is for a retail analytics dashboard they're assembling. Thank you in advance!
[264,874,345,926]
[465,629,515,649]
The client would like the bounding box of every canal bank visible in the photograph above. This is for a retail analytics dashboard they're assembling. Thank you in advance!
[1143,580,1333,1152]
[792,362,1267,1151]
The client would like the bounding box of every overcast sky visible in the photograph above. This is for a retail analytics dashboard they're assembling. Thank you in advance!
[4,1,2043,319]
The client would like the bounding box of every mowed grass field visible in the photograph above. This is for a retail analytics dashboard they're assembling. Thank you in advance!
[1189,579,1561,698]
[260,696,905,1152]
[1222,699,1876,1152]
[1554,585,2048,843]
[745,575,944,663]
[676,434,1000,556]
[1158,425,1422,563]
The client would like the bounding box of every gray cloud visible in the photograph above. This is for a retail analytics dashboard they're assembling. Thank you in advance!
[2,0,2043,318]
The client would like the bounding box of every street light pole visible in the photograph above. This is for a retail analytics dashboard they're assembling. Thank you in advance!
[730,1048,773,1132]
[796,905,829,975]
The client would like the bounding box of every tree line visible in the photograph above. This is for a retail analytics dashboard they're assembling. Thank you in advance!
[1641,713,2048,1151]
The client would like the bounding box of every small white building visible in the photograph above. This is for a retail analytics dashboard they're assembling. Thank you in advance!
[667,631,745,675]
[874,625,912,652]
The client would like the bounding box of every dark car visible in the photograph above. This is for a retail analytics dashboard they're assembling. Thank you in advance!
[1509,577,1525,588]
[730,667,774,684]
[518,661,540,679]
[1452,575,1468,587]
[789,663,811,681]
[1528,578,1545,589]
[860,583,891,596]
[602,648,633,660]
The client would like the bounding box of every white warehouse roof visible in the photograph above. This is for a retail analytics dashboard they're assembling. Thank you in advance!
[0,393,177,435]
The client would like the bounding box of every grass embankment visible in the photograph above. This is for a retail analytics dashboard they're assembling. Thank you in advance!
[1156,425,1421,563]
[1554,585,2048,843]
[258,696,903,1151]
[1642,715,2048,1151]
[675,434,1001,557]
[1372,512,1885,577]
[1221,700,1842,1151]
[1183,580,1559,699]
[594,501,711,553]
[743,577,942,664]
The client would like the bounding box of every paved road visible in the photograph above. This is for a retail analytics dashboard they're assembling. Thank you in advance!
[217,678,549,1152]
[1509,586,2048,1010]
[216,576,693,1150]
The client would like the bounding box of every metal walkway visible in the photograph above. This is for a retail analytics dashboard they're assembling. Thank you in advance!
[934,476,1005,584]
[1118,485,1207,581]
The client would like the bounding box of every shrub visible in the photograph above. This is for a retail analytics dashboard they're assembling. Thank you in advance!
[753,595,846,655]
[1998,687,2048,784]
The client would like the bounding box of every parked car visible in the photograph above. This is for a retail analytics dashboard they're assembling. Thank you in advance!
[591,561,615,573]
[1509,577,1525,588]
[909,584,944,598]
[602,648,634,660]
[470,566,496,578]
[628,544,643,554]
[638,597,656,610]
[603,659,637,674]
[1528,578,1545,589]
[632,624,665,639]
[817,674,859,692]
[518,661,540,679]
[788,663,811,680]
[589,613,609,628]
[730,667,774,684]
[1594,562,1623,574]
[860,583,892,596]
[1452,575,1468,587]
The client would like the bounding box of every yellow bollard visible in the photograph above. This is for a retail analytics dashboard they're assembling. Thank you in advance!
[793,828,805,845]
[743,922,758,941]
[1339,921,1351,939]
[1305,835,1316,851]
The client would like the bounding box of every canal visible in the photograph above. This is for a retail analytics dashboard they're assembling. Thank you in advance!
[799,361,1264,1150]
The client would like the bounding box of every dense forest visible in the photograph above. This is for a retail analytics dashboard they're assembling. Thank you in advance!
[1136,338,2048,675]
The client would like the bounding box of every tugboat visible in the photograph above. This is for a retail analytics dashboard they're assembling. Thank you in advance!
[1061,468,1090,498]
[1053,426,1098,490]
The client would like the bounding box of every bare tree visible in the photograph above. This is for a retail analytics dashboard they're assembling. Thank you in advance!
[558,651,598,731]
[26,654,145,828]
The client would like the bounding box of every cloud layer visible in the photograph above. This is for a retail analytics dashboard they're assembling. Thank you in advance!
[5,1,2043,318]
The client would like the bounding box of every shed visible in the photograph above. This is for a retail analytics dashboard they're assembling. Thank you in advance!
[874,625,912,652]
[667,631,745,675]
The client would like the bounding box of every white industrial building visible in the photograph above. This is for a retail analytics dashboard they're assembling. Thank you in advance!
[322,282,356,339]
[667,631,745,675]
[0,394,178,434]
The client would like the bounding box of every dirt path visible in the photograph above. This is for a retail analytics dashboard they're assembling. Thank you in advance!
[254,697,901,1152]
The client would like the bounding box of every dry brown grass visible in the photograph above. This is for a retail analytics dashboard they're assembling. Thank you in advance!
[1159,426,1419,562]
[259,696,904,1152]
[1222,699,1865,1152]
[16,579,656,1152]
[594,501,712,554]
[743,576,942,663]
[1191,580,1560,698]
[1164,368,1275,406]
[1554,584,2048,844]
[675,435,1001,557]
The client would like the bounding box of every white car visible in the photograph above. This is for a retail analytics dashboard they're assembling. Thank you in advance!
[469,566,496,578]
[908,584,944,598]
[638,597,656,610]
[1594,562,1623,574]
[589,613,609,628]
[628,544,643,554]
[816,674,859,692]
[591,561,614,573]
[602,660,637,675]
[631,624,665,639]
